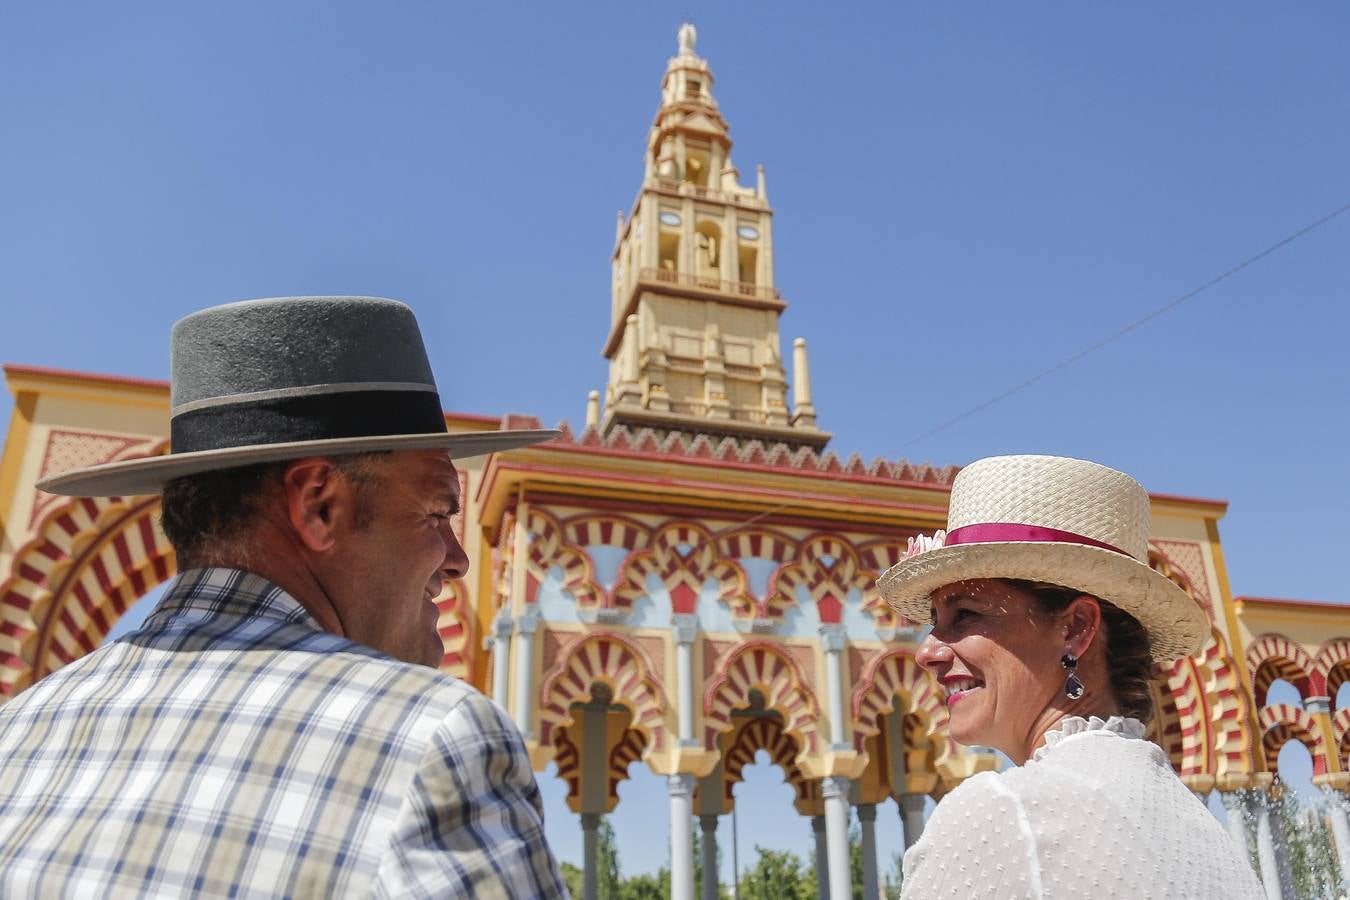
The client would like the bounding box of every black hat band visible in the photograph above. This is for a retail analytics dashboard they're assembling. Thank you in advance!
[170,389,448,454]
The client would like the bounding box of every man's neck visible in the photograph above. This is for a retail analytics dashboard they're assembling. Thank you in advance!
[198,519,347,639]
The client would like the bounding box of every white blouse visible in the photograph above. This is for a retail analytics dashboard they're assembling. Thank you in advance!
[901,716,1266,899]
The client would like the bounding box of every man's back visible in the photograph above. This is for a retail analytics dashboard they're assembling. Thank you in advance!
[0,568,564,899]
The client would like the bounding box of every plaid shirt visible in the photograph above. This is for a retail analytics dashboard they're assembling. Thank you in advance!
[0,568,567,899]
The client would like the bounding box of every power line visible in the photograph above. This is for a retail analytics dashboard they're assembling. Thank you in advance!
[899,199,1350,450]
[723,199,1350,532]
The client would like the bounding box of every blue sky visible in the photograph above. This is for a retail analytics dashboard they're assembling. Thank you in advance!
[7,1,1350,882]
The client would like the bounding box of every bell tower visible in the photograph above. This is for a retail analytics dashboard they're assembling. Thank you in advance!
[598,24,830,451]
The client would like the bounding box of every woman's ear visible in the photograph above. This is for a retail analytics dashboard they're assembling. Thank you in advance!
[1064,594,1103,657]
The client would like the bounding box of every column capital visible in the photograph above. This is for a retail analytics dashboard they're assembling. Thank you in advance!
[818,622,847,652]
[672,613,699,644]
[856,802,877,822]
[580,812,602,829]
[699,814,719,832]
[668,773,696,797]
[517,605,542,634]
[1304,696,1332,715]
[811,814,826,834]
[820,775,852,800]
[487,609,514,644]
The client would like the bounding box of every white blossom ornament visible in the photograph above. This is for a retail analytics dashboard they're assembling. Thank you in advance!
[903,530,946,560]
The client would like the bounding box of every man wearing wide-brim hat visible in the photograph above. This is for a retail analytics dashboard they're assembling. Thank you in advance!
[0,297,569,897]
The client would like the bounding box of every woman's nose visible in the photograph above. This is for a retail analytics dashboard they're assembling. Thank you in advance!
[915,631,952,672]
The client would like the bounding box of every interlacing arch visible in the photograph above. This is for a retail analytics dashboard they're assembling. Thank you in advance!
[856,539,913,632]
[1316,638,1350,703]
[714,527,797,623]
[563,514,650,559]
[537,631,668,752]
[770,533,870,625]
[1333,708,1350,767]
[522,507,602,609]
[850,647,955,776]
[1247,634,1321,706]
[1149,635,1251,785]
[433,579,472,679]
[0,491,176,697]
[720,716,819,814]
[607,728,646,808]
[1259,704,1328,777]
[613,521,750,615]
[704,640,821,758]
[1154,645,1214,781]
[553,727,582,802]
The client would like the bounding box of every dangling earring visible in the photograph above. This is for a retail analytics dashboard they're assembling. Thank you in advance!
[1061,654,1085,700]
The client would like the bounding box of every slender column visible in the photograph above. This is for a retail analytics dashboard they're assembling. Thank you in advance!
[822,776,852,900]
[700,815,719,900]
[1251,794,1288,900]
[819,624,848,749]
[487,609,512,710]
[812,816,828,900]
[792,339,817,428]
[511,606,540,738]
[900,793,926,849]
[673,614,699,745]
[581,813,601,900]
[858,803,880,900]
[1325,794,1350,893]
[1220,792,1252,858]
[669,774,696,900]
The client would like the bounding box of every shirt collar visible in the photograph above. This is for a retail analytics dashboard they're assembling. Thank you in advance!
[144,567,326,633]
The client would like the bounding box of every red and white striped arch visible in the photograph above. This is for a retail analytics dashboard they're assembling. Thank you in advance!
[613,521,750,616]
[1316,638,1350,703]
[850,646,955,776]
[719,716,819,814]
[769,533,869,626]
[523,507,601,609]
[1247,634,1322,706]
[537,631,668,753]
[0,491,175,696]
[703,640,821,759]
[1259,703,1328,777]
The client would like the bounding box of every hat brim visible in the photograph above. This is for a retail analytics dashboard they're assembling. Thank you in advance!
[36,429,561,498]
[875,541,1209,663]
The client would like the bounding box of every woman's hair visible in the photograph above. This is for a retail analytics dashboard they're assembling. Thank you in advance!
[1006,579,1156,724]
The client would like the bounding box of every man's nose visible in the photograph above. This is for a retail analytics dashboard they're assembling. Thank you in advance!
[441,530,470,581]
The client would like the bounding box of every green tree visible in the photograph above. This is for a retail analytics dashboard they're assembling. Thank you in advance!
[738,846,815,900]
[1275,790,1342,899]
[883,850,905,899]
[561,862,584,899]
[618,868,671,900]
[597,818,623,900]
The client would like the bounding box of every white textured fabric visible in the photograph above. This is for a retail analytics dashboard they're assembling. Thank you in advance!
[901,717,1265,899]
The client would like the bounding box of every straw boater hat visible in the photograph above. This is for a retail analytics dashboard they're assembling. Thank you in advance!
[38,296,559,498]
[876,454,1208,662]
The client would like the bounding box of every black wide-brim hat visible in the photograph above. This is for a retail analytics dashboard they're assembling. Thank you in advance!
[37,296,559,497]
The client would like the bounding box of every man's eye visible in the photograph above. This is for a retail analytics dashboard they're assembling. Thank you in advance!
[954,608,976,621]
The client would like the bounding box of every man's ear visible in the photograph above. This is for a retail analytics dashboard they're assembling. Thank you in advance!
[1064,594,1104,658]
[282,457,348,553]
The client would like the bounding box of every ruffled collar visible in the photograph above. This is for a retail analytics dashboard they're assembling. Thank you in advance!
[1032,715,1146,761]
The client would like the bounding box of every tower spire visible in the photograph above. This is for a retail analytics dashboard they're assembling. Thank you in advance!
[599,27,829,451]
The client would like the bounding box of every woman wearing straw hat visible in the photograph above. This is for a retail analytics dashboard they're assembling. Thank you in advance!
[878,455,1264,899]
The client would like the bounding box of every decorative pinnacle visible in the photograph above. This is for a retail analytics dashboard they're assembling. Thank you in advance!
[678,22,697,56]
